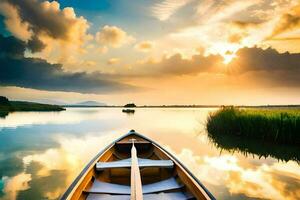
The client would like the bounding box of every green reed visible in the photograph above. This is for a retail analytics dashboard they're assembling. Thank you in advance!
[206,106,300,145]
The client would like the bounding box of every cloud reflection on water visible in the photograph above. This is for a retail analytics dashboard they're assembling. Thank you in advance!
[172,148,300,200]
[21,132,120,199]
[1,173,31,200]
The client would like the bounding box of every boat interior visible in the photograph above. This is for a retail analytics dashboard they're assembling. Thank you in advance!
[70,133,211,200]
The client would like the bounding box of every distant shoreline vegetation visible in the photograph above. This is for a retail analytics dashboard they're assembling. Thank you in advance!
[206,106,300,145]
[0,96,65,117]
[64,105,300,108]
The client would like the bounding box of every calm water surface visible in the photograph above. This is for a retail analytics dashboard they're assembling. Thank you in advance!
[0,108,299,200]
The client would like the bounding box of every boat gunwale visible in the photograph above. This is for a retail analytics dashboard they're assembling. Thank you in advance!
[59,138,116,200]
[59,131,216,200]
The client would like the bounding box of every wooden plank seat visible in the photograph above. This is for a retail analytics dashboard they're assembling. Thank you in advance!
[96,158,174,170]
[86,192,195,200]
[86,177,183,195]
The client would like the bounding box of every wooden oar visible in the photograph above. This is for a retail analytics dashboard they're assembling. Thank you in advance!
[130,139,143,200]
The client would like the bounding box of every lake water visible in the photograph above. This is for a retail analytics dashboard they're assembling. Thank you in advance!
[0,108,299,200]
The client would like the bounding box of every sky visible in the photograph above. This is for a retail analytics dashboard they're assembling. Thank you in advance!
[0,0,299,105]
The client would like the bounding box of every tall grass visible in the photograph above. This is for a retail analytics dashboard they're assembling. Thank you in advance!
[207,106,300,145]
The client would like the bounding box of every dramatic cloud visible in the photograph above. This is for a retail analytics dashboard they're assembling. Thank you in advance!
[27,35,47,53]
[231,47,300,72]
[158,1,298,62]
[152,0,194,21]
[130,46,300,87]
[0,1,32,41]
[228,47,300,87]
[135,41,155,52]
[131,53,223,76]
[0,34,26,57]
[0,0,92,64]
[0,35,136,94]
[153,1,261,62]
[96,25,135,48]
[0,0,91,43]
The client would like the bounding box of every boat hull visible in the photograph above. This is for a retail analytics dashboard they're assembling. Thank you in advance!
[60,131,215,200]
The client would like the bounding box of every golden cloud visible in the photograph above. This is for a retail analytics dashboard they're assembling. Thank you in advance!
[0,2,32,41]
[0,0,92,49]
[0,0,93,67]
[156,0,298,65]
[121,46,300,90]
[135,41,155,52]
[21,133,119,199]
[270,4,300,38]
[96,25,135,48]
[2,173,32,200]
[175,148,300,200]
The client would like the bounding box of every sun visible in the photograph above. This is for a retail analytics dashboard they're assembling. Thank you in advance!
[222,51,237,64]
[208,42,239,64]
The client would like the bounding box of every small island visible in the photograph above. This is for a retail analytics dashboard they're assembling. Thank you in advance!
[124,103,137,108]
[122,103,136,114]
[0,96,65,117]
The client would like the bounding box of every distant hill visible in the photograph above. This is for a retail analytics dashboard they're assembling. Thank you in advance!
[77,101,107,106]
[34,99,66,105]
[65,101,107,107]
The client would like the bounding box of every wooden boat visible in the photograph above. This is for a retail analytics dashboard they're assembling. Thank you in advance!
[60,130,215,200]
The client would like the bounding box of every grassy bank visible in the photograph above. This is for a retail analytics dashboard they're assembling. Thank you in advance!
[206,107,300,145]
[0,96,65,117]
